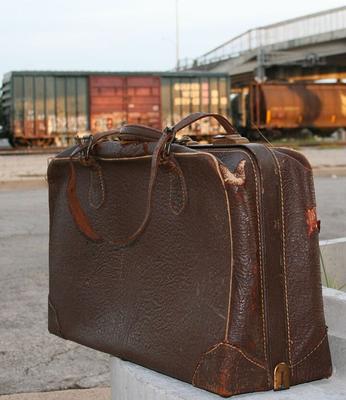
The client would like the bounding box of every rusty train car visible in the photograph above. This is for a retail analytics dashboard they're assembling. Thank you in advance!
[231,82,346,137]
[0,71,229,146]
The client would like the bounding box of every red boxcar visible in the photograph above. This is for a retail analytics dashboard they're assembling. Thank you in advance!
[89,76,161,132]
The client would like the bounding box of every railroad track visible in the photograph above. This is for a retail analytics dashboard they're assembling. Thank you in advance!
[0,141,345,156]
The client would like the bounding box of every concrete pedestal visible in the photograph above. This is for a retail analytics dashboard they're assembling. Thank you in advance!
[111,287,346,399]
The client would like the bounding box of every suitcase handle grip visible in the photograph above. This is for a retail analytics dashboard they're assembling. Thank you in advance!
[171,112,238,135]
[163,112,246,155]
[74,113,243,160]
[67,128,177,247]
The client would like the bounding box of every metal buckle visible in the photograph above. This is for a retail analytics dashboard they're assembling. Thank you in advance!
[162,126,175,158]
[274,362,290,391]
[74,134,93,159]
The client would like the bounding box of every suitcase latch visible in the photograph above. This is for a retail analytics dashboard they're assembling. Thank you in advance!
[274,362,290,391]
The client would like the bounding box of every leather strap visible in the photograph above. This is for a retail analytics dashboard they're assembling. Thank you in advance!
[246,143,290,381]
[120,124,162,139]
[71,127,161,159]
[72,113,244,160]
[172,112,238,135]
[67,129,174,248]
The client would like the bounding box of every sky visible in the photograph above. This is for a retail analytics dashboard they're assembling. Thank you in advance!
[0,0,345,79]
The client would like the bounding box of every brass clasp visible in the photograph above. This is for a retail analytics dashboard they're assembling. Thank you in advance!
[274,362,290,391]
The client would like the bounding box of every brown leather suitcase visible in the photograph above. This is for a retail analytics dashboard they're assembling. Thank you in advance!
[48,112,332,396]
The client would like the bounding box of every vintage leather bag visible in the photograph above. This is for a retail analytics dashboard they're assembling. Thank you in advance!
[48,112,332,396]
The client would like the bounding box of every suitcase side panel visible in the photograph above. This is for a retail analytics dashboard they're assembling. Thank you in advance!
[204,149,268,365]
[192,147,271,395]
[272,149,332,383]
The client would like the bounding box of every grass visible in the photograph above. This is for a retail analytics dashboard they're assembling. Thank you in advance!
[320,248,346,291]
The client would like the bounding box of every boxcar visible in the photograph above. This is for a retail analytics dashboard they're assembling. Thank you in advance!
[0,71,229,146]
[231,82,346,137]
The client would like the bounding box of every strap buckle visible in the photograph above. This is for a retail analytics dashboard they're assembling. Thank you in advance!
[74,134,94,164]
[274,362,290,391]
[162,126,175,158]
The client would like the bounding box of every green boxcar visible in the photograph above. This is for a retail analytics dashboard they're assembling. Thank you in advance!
[1,72,89,145]
[1,71,229,146]
[161,73,229,135]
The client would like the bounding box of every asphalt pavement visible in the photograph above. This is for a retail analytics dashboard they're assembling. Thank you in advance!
[0,183,109,395]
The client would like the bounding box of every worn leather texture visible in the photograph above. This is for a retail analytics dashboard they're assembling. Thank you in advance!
[48,112,332,397]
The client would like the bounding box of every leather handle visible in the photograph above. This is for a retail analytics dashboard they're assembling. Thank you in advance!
[71,127,162,159]
[162,112,246,155]
[91,126,162,146]
[67,129,174,247]
[171,112,237,135]
[72,113,241,160]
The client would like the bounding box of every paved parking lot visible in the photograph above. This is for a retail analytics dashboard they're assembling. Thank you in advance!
[0,183,110,395]
[0,148,345,395]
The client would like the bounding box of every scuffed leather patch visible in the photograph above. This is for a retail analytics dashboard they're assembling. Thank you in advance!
[219,160,246,187]
[89,164,105,209]
[163,158,187,215]
[192,342,268,396]
[67,162,101,241]
[306,207,318,236]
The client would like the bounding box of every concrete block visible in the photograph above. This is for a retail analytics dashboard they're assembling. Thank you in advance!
[111,287,346,399]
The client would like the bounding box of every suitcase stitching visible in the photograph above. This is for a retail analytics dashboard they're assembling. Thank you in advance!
[88,163,105,209]
[204,154,234,342]
[207,148,270,384]
[269,149,292,367]
[290,330,328,369]
[192,341,267,387]
[244,152,271,385]
[168,159,187,215]
[191,342,268,395]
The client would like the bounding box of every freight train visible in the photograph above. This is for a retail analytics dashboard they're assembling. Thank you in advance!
[231,82,346,138]
[0,71,229,146]
[1,71,346,146]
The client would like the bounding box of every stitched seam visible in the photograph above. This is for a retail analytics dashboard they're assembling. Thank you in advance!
[290,331,328,368]
[270,149,292,366]
[168,160,187,215]
[274,147,313,172]
[224,343,267,370]
[211,159,234,342]
[245,153,270,382]
[88,165,105,209]
[169,171,184,215]
[192,341,267,385]
[207,148,269,384]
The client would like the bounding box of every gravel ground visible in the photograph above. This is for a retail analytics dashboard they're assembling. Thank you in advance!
[0,147,345,395]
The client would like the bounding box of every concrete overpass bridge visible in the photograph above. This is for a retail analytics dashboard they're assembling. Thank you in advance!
[180,6,346,87]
